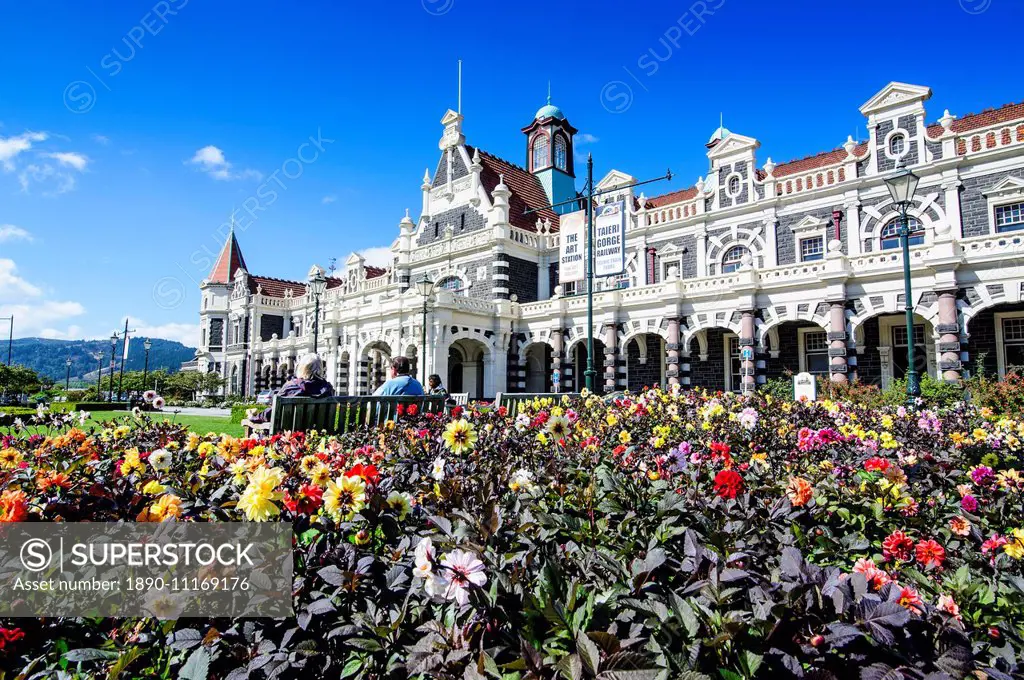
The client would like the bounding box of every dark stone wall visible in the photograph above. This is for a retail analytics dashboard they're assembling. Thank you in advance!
[506,256,539,302]
[688,327,727,391]
[549,262,559,294]
[960,168,1024,237]
[764,322,820,380]
[626,335,663,391]
[417,205,486,246]
[875,115,919,175]
[260,315,284,341]
[718,161,750,209]
[855,317,882,387]
[965,303,1024,377]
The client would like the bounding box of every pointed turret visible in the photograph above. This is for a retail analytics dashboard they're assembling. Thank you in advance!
[209,227,248,284]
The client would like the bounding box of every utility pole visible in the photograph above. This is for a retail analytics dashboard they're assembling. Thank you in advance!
[527,157,671,393]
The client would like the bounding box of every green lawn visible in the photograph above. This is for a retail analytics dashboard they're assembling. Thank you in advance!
[78,410,245,437]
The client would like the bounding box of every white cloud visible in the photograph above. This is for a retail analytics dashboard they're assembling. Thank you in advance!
[0,225,32,243]
[322,194,337,204]
[18,163,79,195]
[44,151,89,171]
[576,133,599,145]
[126,316,200,347]
[0,258,86,338]
[188,145,262,182]
[0,130,47,171]
[0,258,42,297]
[354,246,393,269]
[92,134,110,145]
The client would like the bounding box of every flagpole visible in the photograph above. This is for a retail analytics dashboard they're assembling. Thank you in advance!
[116,318,135,402]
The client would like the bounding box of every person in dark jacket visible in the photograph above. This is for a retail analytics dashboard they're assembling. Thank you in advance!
[253,354,334,422]
[277,354,334,398]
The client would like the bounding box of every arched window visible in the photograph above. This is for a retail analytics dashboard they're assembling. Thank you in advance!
[438,275,463,294]
[532,135,549,171]
[728,175,740,195]
[721,245,747,273]
[554,136,567,171]
[889,134,906,157]
[880,216,924,250]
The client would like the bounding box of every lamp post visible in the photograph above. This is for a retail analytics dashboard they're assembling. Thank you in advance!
[526,155,672,393]
[143,339,152,393]
[93,352,103,400]
[883,159,922,406]
[65,357,72,391]
[108,333,118,402]
[307,266,329,355]
[415,275,435,384]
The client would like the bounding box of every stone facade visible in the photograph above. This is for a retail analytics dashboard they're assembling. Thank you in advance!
[193,82,1024,399]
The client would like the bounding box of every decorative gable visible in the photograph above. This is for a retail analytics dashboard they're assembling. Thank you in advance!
[791,215,829,234]
[859,82,931,118]
[983,175,1024,197]
[706,132,760,161]
[596,169,637,192]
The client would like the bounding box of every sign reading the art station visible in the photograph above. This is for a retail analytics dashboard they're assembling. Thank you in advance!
[558,211,586,282]
[594,201,626,277]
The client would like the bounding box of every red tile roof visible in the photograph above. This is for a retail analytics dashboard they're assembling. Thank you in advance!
[208,231,247,284]
[472,146,564,232]
[645,186,698,208]
[248,275,346,298]
[926,100,1024,139]
[365,266,387,279]
[772,143,868,178]
[248,275,304,298]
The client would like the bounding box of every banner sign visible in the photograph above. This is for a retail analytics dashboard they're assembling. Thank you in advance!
[594,201,626,277]
[558,210,586,282]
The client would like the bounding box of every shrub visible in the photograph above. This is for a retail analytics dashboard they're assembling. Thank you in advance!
[816,377,886,407]
[883,376,966,409]
[967,370,1024,418]
[230,403,261,423]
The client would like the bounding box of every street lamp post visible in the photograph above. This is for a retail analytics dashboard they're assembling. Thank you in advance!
[93,352,103,400]
[143,339,152,393]
[65,357,72,391]
[108,333,118,402]
[526,155,671,393]
[883,159,922,407]
[415,276,435,384]
[307,266,329,355]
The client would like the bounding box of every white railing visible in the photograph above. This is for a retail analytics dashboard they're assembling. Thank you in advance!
[959,232,1024,260]
[958,123,1024,157]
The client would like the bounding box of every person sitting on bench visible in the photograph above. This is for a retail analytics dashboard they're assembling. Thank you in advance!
[373,356,424,396]
[252,353,334,423]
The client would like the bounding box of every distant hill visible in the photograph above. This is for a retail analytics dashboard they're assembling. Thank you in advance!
[6,338,197,382]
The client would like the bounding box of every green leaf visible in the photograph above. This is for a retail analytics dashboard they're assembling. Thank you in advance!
[576,630,601,676]
[179,646,211,680]
[597,671,663,680]
[556,653,584,680]
[63,649,119,663]
[739,650,762,678]
[671,593,700,638]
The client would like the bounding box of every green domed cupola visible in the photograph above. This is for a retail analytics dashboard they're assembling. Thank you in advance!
[521,91,577,214]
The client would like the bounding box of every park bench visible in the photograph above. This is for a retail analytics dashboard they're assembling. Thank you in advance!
[243,395,447,436]
[494,392,580,414]
[449,392,469,406]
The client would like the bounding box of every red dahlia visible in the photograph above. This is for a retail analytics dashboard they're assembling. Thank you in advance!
[882,530,915,562]
[713,470,744,499]
[915,539,946,569]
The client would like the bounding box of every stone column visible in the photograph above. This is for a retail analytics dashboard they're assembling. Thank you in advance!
[739,311,756,394]
[937,289,962,381]
[828,300,849,383]
[551,328,564,393]
[603,322,618,393]
[666,318,681,386]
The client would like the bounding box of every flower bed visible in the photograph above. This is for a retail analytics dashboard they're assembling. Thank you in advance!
[0,390,1022,678]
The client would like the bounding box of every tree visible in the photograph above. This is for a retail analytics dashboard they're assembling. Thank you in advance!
[0,364,44,396]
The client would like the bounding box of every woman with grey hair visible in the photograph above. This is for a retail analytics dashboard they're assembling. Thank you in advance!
[278,353,334,398]
[252,354,335,423]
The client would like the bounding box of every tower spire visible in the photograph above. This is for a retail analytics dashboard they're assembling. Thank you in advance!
[209,226,247,284]
[547,80,551,104]
[457,60,462,114]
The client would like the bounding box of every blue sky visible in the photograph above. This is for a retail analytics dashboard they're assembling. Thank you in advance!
[0,0,1021,346]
